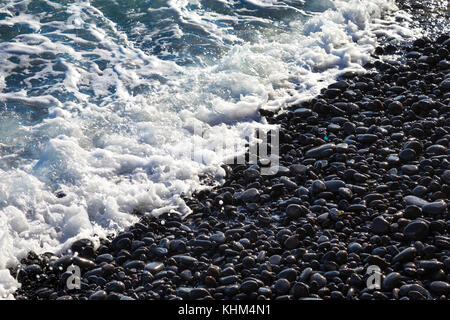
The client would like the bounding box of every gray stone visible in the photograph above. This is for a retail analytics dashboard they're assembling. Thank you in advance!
[240,188,260,203]
[305,143,335,158]
[371,216,390,234]
[392,247,416,263]
[430,281,450,295]
[403,220,429,240]
[404,195,429,208]
[105,280,125,293]
[383,272,402,291]
[422,200,447,215]
[144,262,164,273]
[286,204,302,219]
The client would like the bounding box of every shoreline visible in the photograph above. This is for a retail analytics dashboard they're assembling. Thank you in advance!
[11,1,450,300]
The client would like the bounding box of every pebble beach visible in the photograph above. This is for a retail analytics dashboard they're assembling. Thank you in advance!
[4,0,450,301]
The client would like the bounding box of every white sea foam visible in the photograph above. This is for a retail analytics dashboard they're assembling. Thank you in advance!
[0,0,418,297]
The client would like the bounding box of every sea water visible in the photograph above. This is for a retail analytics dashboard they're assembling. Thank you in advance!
[0,0,416,298]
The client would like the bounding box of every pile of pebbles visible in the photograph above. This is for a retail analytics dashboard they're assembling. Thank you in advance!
[12,2,450,300]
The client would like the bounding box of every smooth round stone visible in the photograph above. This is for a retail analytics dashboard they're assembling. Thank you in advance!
[403,220,429,240]
[399,148,417,161]
[293,107,312,118]
[210,232,226,244]
[336,143,349,153]
[401,165,419,175]
[278,268,297,282]
[324,88,341,98]
[243,168,260,181]
[356,134,378,143]
[388,101,403,114]
[189,288,211,299]
[438,60,450,69]
[444,258,450,270]
[269,255,282,266]
[170,239,187,252]
[273,165,290,176]
[289,164,307,175]
[299,267,313,282]
[95,254,114,264]
[89,290,107,300]
[383,272,402,291]
[24,264,42,275]
[429,281,450,295]
[310,273,327,288]
[404,140,422,153]
[311,180,326,194]
[418,260,444,272]
[180,270,193,281]
[387,154,400,165]
[399,283,429,298]
[172,255,198,267]
[371,216,390,234]
[338,187,353,199]
[348,242,362,253]
[391,132,404,140]
[305,143,335,158]
[296,186,309,196]
[114,237,131,250]
[440,78,450,91]
[152,247,168,256]
[324,180,345,193]
[442,170,450,184]
[404,205,422,219]
[426,144,446,155]
[342,122,356,134]
[54,255,74,269]
[317,235,329,243]
[284,235,299,249]
[314,160,328,170]
[73,256,96,270]
[105,280,125,293]
[101,264,115,276]
[286,204,302,219]
[335,250,348,264]
[422,200,447,215]
[241,280,259,293]
[280,177,298,189]
[291,282,309,298]
[404,195,429,208]
[412,185,428,197]
[393,247,416,263]
[144,262,165,273]
[329,80,349,91]
[258,287,272,296]
[327,123,341,132]
[317,212,329,223]
[240,188,260,203]
[123,260,145,270]
[273,279,290,295]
